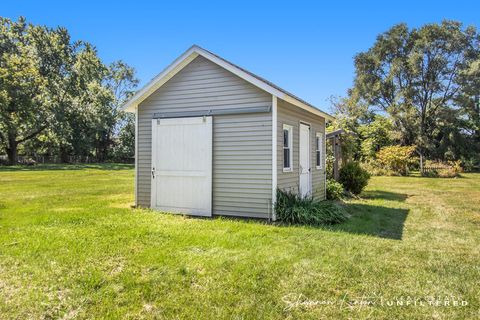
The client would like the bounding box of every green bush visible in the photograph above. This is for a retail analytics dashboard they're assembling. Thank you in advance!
[275,189,348,225]
[326,179,344,200]
[460,157,477,172]
[339,162,370,195]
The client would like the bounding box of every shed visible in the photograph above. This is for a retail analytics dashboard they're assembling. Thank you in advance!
[123,45,334,220]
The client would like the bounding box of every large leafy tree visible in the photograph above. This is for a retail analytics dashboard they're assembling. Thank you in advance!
[353,20,480,160]
[0,17,48,164]
[106,61,139,161]
[0,17,138,164]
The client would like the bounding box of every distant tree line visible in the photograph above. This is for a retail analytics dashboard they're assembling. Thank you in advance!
[0,17,138,165]
[330,20,480,169]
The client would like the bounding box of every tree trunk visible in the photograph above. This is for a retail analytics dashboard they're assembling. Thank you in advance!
[59,145,70,163]
[6,140,18,165]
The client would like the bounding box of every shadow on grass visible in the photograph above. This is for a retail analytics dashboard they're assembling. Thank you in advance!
[404,171,466,179]
[362,190,409,202]
[212,200,409,241]
[0,163,134,172]
[327,203,409,240]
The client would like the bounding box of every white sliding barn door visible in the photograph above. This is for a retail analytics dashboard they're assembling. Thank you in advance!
[151,117,212,216]
[299,123,311,198]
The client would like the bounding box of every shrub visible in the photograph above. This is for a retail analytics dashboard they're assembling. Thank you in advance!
[422,160,462,178]
[438,168,459,178]
[275,189,348,225]
[451,160,463,174]
[339,162,370,195]
[326,179,344,200]
[460,157,476,172]
[376,145,417,176]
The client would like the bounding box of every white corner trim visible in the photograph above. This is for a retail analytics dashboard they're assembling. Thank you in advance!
[324,130,327,200]
[134,105,138,207]
[150,119,157,209]
[271,95,277,221]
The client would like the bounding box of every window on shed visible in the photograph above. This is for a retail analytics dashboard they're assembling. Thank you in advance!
[283,124,293,172]
[316,132,323,169]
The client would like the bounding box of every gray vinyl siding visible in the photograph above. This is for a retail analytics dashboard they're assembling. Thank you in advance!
[136,55,272,218]
[276,99,326,200]
[213,113,272,218]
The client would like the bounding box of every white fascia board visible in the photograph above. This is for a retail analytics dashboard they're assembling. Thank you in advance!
[123,45,335,122]
[196,48,285,98]
[282,95,334,122]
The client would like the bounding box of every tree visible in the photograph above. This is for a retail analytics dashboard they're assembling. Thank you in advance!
[353,21,480,160]
[0,17,48,164]
[106,61,139,161]
[358,115,395,160]
[0,17,109,164]
[31,23,110,162]
[328,93,396,162]
[0,17,139,164]
[456,57,480,162]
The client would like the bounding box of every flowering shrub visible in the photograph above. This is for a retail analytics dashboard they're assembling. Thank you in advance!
[376,145,417,176]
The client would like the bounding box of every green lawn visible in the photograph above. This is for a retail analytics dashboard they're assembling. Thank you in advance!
[0,164,479,319]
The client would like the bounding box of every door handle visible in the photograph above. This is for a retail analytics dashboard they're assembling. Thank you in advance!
[151,167,155,179]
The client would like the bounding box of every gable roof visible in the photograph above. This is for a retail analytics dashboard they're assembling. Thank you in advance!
[122,45,334,121]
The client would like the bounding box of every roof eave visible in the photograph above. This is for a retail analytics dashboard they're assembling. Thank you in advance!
[122,45,335,121]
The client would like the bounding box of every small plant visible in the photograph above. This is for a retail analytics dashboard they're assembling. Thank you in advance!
[275,189,348,225]
[326,179,344,200]
[339,161,370,195]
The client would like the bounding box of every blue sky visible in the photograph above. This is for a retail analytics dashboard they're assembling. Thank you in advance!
[3,0,479,112]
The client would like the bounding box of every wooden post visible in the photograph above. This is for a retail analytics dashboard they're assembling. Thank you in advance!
[333,136,339,181]
[419,152,423,174]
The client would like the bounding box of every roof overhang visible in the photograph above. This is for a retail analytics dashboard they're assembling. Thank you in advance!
[122,45,334,121]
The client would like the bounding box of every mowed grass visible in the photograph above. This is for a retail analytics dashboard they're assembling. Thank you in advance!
[0,164,479,319]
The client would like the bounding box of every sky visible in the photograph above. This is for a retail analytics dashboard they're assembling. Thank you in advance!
[2,0,479,112]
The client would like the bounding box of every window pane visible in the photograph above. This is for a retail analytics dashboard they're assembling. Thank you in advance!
[316,151,321,167]
[283,129,289,147]
[284,148,290,168]
[316,137,320,150]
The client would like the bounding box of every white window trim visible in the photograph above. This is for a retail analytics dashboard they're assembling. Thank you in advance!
[283,124,293,172]
[316,132,323,170]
